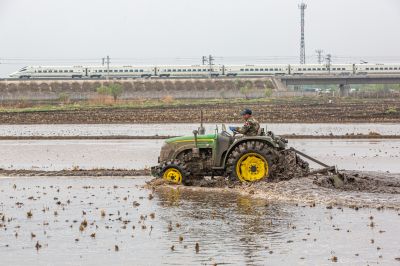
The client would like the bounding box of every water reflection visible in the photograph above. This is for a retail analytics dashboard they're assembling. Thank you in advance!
[154,187,294,265]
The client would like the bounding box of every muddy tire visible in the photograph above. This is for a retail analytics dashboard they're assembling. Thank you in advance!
[226,141,277,182]
[159,159,190,184]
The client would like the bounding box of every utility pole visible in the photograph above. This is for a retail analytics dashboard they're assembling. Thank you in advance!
[299,2,307,64]
[106,55,110,80]
[208,54,214,78]
[315,49,324,64]
[102,57,105,66]
[325,54,332,74]
[202,56,208,65]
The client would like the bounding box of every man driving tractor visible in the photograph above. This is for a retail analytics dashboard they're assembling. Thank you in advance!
[229,108,260,136]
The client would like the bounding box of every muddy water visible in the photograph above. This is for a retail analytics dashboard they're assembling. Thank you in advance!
[0,139,399,172]
[0,176,399,265]
[0,123,399,137]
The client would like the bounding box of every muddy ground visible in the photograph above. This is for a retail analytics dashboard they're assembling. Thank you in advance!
[1,168,399,209]
[1,99,399,124]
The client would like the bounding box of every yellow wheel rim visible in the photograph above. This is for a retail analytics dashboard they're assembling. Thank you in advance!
[163,168,183,184]
[235,152,269,182]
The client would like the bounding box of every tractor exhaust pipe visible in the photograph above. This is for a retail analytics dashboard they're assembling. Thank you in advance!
[192,130,200,158]
[198,110,206,135]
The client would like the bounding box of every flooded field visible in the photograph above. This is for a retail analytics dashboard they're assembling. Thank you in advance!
[0,123,399,137]
[1,176,400,265]
[0,139,399,172]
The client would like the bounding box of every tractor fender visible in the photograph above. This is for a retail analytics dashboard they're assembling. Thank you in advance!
[221,136,278,168]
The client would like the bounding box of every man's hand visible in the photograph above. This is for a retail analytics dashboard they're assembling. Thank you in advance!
[229,126,237,132]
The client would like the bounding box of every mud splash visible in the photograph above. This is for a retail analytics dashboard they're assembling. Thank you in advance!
[148,170,400,210]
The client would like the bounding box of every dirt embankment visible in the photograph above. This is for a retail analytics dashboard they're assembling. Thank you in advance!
[0,169,150,177]
[1,99,400,124]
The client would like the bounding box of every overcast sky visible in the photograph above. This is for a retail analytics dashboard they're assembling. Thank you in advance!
[0,0,399,76]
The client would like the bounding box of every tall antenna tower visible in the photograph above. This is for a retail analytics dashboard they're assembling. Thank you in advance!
[299,2,307,64]
[315,49,324,64]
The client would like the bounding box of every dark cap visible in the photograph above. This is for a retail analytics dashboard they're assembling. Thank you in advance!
[240,108,252,115]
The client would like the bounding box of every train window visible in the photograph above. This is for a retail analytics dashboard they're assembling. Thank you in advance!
[245,69,249,71]
[43,70,48,73]
[311,68,315,71]
[395,67,398,70]
[250,69,254,71]
[366,68,369,70]
[389,67,393,70]
[124,70,128,72]
[255,68,259,71]
[384,68,388,70]
[140,69,144,72]
[54,70,58,73]
[183,69,186,72]
[332,68,336,71]
[177,69,181,72]
[317,68,321,71]
[99,70,103,73]
[198,69,202,72]
[188,69,192,72]
[307,68,311,71]
[322,68,326,70]
[129,70,133,72]
[119,70,123,72]
[274,68,278,71]
[269,68,273,71]
[240,69,244,71]
[38,70,42,73]
[69,70,72,72]
[49,70,53,73]
[380,68,383,70]
[192,69,196,72]
[375,68,378,70]
[134,69,138,72]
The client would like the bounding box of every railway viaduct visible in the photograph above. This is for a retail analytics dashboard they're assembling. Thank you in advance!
[277,74,400,96]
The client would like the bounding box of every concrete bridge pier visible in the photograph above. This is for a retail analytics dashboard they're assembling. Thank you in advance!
[339,84,350,97]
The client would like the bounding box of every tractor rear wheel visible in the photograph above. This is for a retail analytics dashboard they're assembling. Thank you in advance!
[160,159,190,184]
[226,141,277,182]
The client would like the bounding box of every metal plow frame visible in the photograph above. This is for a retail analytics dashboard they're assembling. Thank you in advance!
[289,147,338,175]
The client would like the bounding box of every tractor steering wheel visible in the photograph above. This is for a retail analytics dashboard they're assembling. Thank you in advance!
[221,130,231,137]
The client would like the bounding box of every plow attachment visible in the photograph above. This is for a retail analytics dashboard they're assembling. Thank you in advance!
[290,147,338,175]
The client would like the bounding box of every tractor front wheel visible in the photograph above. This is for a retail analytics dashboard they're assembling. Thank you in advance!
[160,160,189,184]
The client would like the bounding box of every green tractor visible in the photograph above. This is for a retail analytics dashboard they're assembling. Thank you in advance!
[151,123,310,184]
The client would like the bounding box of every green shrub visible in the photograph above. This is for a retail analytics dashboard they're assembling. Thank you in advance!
[385,107,397,114]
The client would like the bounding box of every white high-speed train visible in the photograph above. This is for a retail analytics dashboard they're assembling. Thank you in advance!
[8,63,400,79]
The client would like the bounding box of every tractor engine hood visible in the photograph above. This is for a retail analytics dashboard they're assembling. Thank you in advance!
[159,134,216,162]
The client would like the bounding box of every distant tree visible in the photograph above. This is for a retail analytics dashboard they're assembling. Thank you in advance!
[240,83,253,100]
[109,84,123,101]
[96,84,123,101]
[264,87,273,98]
